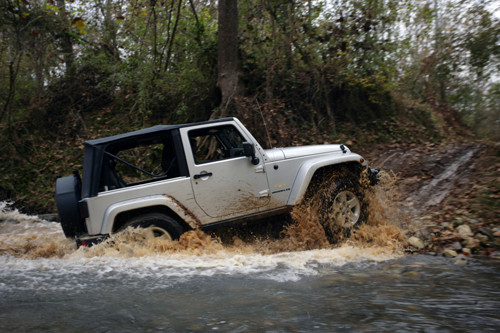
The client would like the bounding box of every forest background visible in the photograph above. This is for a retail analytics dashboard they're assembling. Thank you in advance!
[1,0,499,213]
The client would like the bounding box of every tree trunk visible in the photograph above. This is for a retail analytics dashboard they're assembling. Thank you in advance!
[56,0,75,78]
[215,0,239,118]
[100,0,119,61]
[164,0,182,72]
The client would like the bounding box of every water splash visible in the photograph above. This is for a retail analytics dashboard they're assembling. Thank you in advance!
[1,171,406,275]
[0,202,75,258]
[282,168,408,251]
[353,170,409,249]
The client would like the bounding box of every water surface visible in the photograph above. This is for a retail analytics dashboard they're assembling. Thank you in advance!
[1,206,499,332]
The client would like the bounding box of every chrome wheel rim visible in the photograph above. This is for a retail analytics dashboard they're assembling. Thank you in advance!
[329,190,361,228]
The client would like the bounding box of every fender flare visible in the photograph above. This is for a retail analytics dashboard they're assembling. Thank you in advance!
[100,195,201,234]
[286,153,366,206]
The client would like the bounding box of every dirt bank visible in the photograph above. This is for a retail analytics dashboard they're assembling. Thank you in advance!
[364,140,500,257]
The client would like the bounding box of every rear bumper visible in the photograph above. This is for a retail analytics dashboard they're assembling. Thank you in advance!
[76,234,109,248]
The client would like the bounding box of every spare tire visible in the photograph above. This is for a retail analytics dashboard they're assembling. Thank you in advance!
[55,175,85,238]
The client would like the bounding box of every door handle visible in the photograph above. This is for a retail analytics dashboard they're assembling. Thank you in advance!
[193,172,213,179]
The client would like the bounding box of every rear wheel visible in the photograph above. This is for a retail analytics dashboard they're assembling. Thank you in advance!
[120,212,185,240]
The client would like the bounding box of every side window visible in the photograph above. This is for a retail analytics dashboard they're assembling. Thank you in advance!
[100,135,180,190]
[113,143,165,184]
[188,125,246,164]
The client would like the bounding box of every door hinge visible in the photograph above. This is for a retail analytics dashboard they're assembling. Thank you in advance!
[255,165,265,173]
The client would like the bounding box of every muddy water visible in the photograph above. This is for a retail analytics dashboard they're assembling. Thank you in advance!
[1,193,499,331]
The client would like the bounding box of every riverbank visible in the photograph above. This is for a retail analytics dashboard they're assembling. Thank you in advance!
[364,141,500,259]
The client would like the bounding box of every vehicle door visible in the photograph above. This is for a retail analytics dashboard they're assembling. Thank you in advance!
[180,123,270,218]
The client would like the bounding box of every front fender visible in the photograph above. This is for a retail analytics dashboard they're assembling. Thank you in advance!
[286,153,366,205]
[100,195,200,234]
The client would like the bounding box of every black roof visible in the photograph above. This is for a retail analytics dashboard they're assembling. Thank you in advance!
[80,117,235,198]
[85,117,235,147]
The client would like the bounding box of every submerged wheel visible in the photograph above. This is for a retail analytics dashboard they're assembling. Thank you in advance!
[120,212,185,240]
[321,178,366,239]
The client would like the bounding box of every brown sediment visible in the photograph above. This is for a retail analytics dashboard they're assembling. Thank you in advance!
[1,170,406,259]
[352,170,408,250]
[167,195,202,227]
[278,168,407,253]
[279,204,330,252]
[0,232,75,259]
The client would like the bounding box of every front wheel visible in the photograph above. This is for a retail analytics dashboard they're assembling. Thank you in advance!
[120,212,185,241]
[321,178,366,240]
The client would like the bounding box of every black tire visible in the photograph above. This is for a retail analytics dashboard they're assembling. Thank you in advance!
[120,212,185,240]
[320,178,366,241]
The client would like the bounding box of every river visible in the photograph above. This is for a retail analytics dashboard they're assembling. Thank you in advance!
[1,204,499,332]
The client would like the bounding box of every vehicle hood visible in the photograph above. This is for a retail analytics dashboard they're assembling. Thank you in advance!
[264,144,348,161]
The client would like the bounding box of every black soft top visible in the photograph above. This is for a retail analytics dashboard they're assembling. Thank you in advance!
[81,117,234,198]
[85,117,234,147]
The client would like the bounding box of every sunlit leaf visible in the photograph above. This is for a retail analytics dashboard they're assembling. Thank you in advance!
[71,17,86,34]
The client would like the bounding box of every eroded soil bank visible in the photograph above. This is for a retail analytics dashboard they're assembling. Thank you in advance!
[365,140,500,258]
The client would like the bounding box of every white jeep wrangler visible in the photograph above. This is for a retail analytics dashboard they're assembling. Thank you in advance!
[56,117,378,246]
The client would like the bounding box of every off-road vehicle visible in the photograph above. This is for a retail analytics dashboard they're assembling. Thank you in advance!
[56,117,378,246]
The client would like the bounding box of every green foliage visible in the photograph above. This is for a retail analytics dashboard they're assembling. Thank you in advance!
[0,0,498,213]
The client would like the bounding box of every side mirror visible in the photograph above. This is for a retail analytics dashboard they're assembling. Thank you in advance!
[242,142,260,165]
